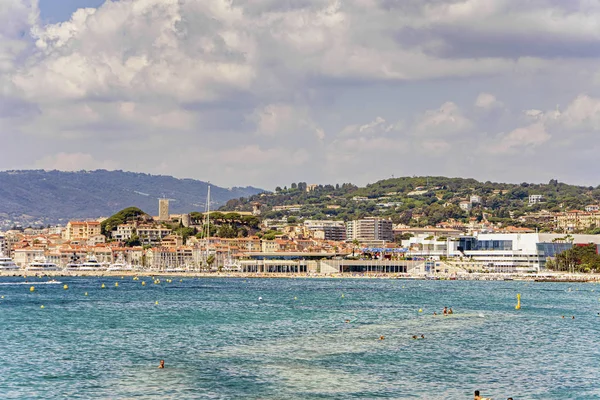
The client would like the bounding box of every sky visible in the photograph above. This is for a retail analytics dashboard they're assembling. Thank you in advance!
[2,0,600,190]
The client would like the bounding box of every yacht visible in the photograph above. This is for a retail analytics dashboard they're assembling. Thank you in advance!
[0,253,19,270]
[107,255,133,272]
[78,256,106,271]
[26,257,61,272]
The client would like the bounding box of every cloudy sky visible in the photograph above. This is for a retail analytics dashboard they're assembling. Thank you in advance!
[2,0,600,190]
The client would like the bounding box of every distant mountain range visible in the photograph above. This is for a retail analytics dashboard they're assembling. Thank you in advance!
[0,170,265,225]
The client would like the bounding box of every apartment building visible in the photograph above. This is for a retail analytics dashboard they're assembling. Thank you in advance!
[554,211,600,232]
[346,218,393,242]
[63,221,102,241]
[304,220,347,241]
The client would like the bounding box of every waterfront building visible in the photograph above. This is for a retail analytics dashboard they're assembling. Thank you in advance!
[406,232,600,272]
[346,218,393,243]
[13,247,45,267]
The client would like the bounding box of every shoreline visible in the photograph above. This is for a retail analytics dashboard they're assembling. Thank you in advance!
[1,270,599,282]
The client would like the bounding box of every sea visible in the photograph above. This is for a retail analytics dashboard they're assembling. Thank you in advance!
[0,276,598,399]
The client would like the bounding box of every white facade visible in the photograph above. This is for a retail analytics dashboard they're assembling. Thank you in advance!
[529,195,543,205]
[112,224,135,241]
[13,248,45,267]
[585,205,600,212]
[406,233,600,272]
[459,201,472,211]
[470,195,482,204]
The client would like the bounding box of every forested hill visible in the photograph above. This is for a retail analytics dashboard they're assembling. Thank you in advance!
[220,177,600,225]
[0,170,264,224]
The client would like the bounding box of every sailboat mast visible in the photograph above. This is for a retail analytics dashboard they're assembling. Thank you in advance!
[206,185,210,238]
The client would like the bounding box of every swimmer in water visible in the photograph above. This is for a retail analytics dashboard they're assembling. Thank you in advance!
[158,360,165,369]
[572,316,575,319]
[448,308,453,315]
[345,319,351,323]
[433,312,437,316]
[421,334,425,339]
[379,336,385,340]
[412,335,418,339]
[443,306,448,316]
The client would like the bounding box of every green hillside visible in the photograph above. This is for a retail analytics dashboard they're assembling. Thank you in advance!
[220,177,600,229]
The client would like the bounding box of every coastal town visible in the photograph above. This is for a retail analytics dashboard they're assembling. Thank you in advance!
[2,190,600,277]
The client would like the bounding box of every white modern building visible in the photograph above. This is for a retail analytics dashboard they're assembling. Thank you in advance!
[404,233,600,272]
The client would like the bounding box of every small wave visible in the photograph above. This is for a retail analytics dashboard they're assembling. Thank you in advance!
[0,281,62,285]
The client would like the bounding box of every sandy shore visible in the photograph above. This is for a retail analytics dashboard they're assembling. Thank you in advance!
[1,270,600,282]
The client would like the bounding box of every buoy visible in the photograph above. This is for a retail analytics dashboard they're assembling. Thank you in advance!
[133,276,139,281]
[515,293,521,310]
[85,292,88,296]
[63,284,68,290]
[30,286,35,292]
[142,281,146,286]
[155,301,159,305]
[418,309,423,313]
[115,282,119,287]
[101,283,106,289]
[258,296,263,301]
[180,279,183,282]
[1,296,4,299]
[40,305,44,309]
[341,294,344,298]
[294,296,297,300]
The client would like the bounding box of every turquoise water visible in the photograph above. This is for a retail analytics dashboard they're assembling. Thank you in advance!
[0,277,599,399]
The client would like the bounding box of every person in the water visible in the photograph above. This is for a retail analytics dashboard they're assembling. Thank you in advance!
[158,360,165,369]
[448,308,453,315]
[443,307,448,316]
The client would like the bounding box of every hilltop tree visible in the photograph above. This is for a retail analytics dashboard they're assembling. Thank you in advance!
[101,207,150,235]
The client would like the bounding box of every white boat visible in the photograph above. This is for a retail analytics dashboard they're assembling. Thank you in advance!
[0,253,19,270]
[78,256,106,271]
[26,257,61,272]
[107,255,133,271]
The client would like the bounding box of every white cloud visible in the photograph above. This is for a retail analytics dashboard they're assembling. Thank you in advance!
[413,102,472,136]
[250,103,324,140]
[475,93,503,109]
[489,123,550,153]
[3,0,600,188]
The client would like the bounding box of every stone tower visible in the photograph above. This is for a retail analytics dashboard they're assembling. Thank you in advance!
[252,202,262,216]
[159,198,170,221]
